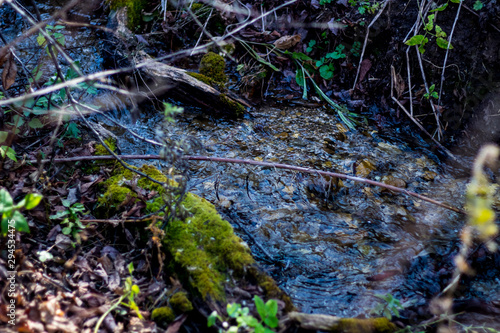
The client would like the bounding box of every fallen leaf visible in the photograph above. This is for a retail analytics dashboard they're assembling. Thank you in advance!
[358,58,372,84]
[2,52,17,90]
[0,46,8,67]
[273,35,301,50]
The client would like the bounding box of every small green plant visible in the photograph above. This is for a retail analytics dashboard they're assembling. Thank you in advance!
[351,41,362,57]
[348,0,381,14]
[315,44,346,80]
[122,263,143,319]
[0,189,42,236]
[371,293,410,320]
[94,263,143,333]
[36,24,65,56]
[0,146,16,162]
[208,295,279,333]
[163,102,184,123]
[50,200,86,243]
[423,83,439,100]
[404,0,461,53]
[473,0,484,10]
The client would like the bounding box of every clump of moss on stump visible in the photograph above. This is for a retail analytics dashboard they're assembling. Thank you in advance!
[151,306,175,326]
[199,52,227,83]
[170,291,193,312]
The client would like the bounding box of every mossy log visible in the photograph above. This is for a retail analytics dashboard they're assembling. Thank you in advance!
[137,52,248,117]
[288,312,396,333]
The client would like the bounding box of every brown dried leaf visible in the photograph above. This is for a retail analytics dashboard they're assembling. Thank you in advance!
[0,46,8,68]
[273,35,301,50]
[2,53,17,90]
[358,58,372,84]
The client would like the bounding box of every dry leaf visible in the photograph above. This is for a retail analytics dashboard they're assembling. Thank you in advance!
[0,46,8,68]
[358,58,372,84]
[273,35,301,50]
[2,53,17,90]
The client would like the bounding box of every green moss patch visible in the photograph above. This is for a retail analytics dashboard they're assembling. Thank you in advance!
[97,163,254,300]
[333,317,396,333]
[199,52,227,83]
[170,291,193,312]
[151,306,175,325]
[219,93,245,117]
[165,192,254,300]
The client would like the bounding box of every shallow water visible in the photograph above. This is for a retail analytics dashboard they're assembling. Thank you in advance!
[104,104,500,317]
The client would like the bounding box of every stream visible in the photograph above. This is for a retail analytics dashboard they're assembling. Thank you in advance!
[98,103,500,318]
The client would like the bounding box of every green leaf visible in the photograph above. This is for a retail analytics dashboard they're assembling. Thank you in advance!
[255,324,265,333]
[62,199,71,208]
[131,284,140,295]
[128,262,134,275]
[227,303,241,317]
[37,34,46,46]
[404,35,425,46]
[254,295,266,321]
[264,315,279,328]
[265,299,278,317]
[12,115,25,128]
[473,1,483,10]
[241,315,259,327]
[62,226,72,235]
[207,311,218,327]
[0,189,14,213]
[425,14,434,31]
[0,131,8,144]
[24,193,43,210]
[54,25,65,30]
[430,2,448,12]
[292,52,312,61]
[50,210,69,219]
[435,25,447,38]
[418,43,426,54]
[319,65,334,80]
[449,0,461,3]
[436,37,453,49]
[38,250,54,262]
[4,147,17,162]
[28,118,44,129]
[11,210,30,233]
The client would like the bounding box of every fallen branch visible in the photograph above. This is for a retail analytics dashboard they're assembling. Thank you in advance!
[27,154,466,214]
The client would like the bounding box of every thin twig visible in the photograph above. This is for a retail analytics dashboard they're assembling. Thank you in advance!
[352,0,390,90]
[437,0,462,106]
[190,8,213,56]
[27,154,466,214]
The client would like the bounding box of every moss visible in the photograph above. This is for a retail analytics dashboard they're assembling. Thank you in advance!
[96,163,254,301]
[199,52,227,83]
[187,72,226,91]
[191,2,203,11]
[219,93,245,117]
[151,306,175,325]
[94,137,117,156]
[169,292,193,312]
[164,192,254,300]
[333,318,396,333]
[109,0,147,29]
